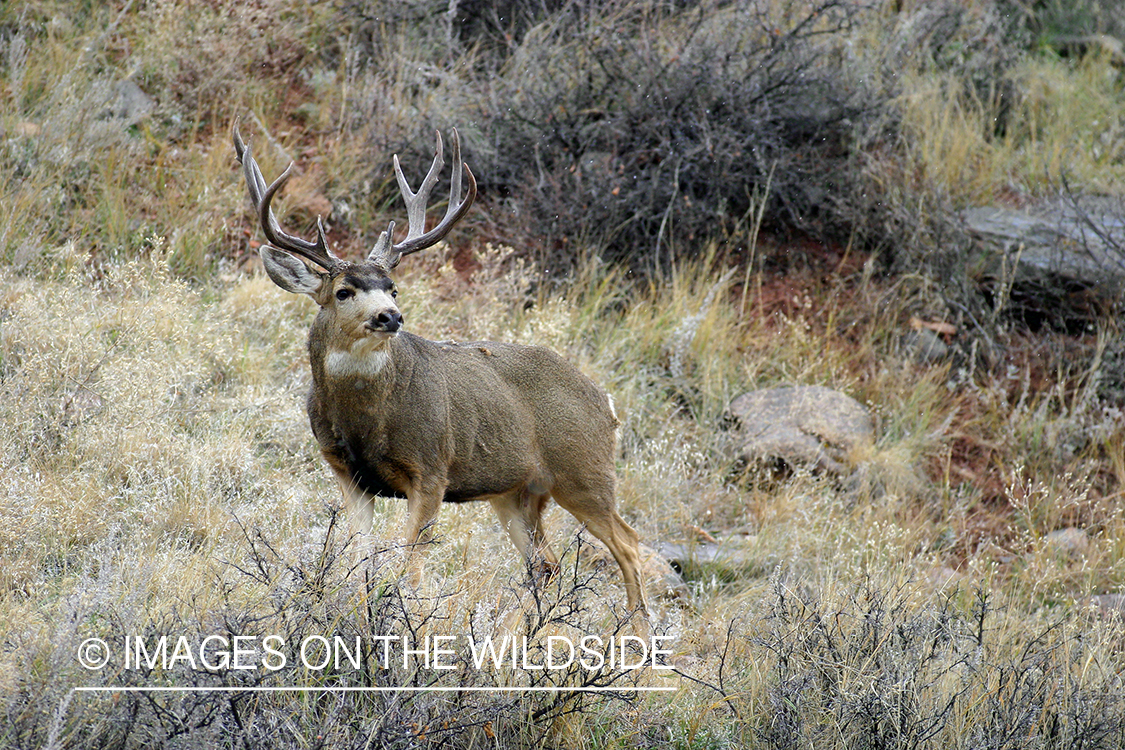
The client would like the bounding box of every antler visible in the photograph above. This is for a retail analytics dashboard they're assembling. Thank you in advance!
[369,129,477,270]
[232,119,342,271]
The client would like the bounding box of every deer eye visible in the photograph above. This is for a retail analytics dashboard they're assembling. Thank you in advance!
[390,288,398,299]
[335,288,354,301]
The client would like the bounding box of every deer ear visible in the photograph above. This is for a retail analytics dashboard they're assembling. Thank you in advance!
[260,245,325,296]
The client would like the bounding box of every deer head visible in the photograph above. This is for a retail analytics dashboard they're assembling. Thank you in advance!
[232,121,476,345]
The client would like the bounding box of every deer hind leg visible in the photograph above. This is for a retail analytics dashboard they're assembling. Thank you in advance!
[490,489,559,581]
[552,480,651,618]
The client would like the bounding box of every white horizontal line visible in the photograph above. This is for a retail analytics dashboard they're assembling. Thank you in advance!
[76,685,675,693]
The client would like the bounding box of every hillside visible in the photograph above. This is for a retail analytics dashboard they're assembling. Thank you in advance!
[1,1,1124,748]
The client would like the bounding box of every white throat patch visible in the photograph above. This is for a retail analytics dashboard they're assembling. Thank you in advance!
[325,338,391,380]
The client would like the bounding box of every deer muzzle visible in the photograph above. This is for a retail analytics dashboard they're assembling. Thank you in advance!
[365,309,403,334]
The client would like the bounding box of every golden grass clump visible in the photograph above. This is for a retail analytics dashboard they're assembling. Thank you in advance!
[893,51,1125,204]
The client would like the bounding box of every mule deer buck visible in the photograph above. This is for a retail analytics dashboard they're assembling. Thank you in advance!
[233,121,649,616]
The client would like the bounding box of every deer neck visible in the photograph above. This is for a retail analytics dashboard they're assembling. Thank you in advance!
[312,329,399,396]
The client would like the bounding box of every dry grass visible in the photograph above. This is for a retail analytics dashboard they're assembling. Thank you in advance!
[893,50,1125,204]
[3,240,1123,746]
[2,0,1124,747]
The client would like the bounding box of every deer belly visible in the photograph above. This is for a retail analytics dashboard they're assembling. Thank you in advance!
[336,440,409,500]
[441,462,545,504]
[348,460,408,500]
[442,483,515,503]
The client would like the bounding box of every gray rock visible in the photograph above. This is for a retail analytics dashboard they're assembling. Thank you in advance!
[961,201,1125,290]
[1087,594,1125,620]
[927,566,963,589]
[1044,527,1090,559]
[726,386,875,476]
[80,77,155,149]
[584,540,689,601]
[901,328,949,364]
[101,78,154,125]
[649,537,761,581]
[638,544,690,601]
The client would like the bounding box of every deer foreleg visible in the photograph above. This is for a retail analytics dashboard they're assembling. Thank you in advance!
[399,482,445,585]
[402,486,443,546]
[324,458,376,534]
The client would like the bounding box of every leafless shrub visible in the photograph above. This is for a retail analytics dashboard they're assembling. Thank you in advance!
[3,508,656,748]
[479,0,877,271]
[743,575,1125,750]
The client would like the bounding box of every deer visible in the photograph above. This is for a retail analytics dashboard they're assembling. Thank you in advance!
[232,121,649,617]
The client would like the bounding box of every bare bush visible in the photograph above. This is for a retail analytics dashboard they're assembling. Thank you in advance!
[5,510,654,748]
[683,575,1125,750]
[478,0,876,270]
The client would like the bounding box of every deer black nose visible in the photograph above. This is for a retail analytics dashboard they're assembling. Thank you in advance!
[369,310,403,333]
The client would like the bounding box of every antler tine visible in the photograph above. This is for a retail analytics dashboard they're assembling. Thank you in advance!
[232,119,340,271]
[233,124,261,202]
[258,166,338,267]
[391,128,477,262]
[369,220,396,267]
[394,131,444,246]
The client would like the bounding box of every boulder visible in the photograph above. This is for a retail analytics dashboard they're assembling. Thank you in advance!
[901,327,949,364]
[583,540,689,601]
[927,566,964,589]
[638,544,690,601]
[725,386,875,476]
[1087,594,1125,621]
[106,79,154,125]
[84,78,155,148]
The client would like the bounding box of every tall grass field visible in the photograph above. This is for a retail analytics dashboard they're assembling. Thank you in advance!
[1,1,1124,747]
